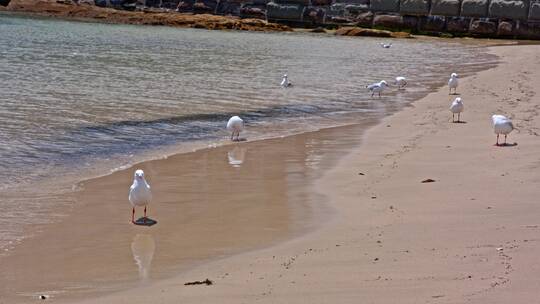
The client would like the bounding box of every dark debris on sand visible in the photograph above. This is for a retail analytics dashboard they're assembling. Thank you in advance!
[184,278,213,286]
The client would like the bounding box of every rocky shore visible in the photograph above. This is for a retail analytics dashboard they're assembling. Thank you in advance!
[0,0,292,32]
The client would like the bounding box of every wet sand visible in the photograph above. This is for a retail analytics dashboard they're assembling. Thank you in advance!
[66,44,540,303]
[0,118,380,302]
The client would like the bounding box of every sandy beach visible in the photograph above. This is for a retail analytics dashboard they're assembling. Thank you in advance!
[1,35,539,302]
[62,43,539,303]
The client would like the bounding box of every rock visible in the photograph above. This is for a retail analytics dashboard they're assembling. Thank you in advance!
[430,0,461,16]
[529,0,540,20]
[370,0,400,12]
[0,0,10,6]
[335,26,393,36]
[266,2,305,21]
[310,27,327,32]
[489,0,529,20]
[469,19,497,35]
[273,0,310,5]
[402,15,419,30]
[447,16,471,32]
[400,0,430,15]
[304,7,325,23]
[311,0,332,5]
[419,15,446,32]
[373,14,403,28]
[355,11,374,27]
[497,20,515,36]
[515,21,540,39]
[461,0,489,17]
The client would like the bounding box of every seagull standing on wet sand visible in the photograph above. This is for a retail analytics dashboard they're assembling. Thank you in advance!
[129,169,152,224]
[227,116,244,141]
[450,97,464,122]
[448,73,459,94]
[394,76,407,89]
[367,80,388,97]
[280,74,292,88]
[492,114,514,146]
[380,42,392,48]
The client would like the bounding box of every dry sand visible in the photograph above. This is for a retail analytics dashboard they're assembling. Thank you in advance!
[70,44,539,303]
[2,43,539,303]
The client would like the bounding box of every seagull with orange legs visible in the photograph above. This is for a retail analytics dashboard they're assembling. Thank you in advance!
[129,169,152,224]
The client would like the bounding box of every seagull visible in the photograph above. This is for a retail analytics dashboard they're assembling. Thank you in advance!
[280,74,292,88]
[394,76,407,89]
[129,169,152,224]
[367,80,388,97]
[380,42,392,48]
[450,97,464,122]
[448,73,459,95]
[492,115,514,146]
[227,116,244,141]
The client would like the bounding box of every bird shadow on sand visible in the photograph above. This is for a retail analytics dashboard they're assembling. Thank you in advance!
[232,138,247,142]
[452,121,467,124]
[449,93,460,95]
[495,142,518,147]
[134,217,158,226]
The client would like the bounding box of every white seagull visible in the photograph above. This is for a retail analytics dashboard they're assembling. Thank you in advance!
[380,42,392,48]
[367,80,388,97]
[394,76,407,89]
[129,169,152,224]
[492,114,514,146]
[227,116,244,141]
[450,97,464,122]
[280,74,292,88]
[448,73,459,95]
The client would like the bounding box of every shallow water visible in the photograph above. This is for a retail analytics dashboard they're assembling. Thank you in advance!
[0,14,497,251]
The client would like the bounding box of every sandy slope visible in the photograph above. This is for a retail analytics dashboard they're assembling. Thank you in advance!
[73,44,540,303]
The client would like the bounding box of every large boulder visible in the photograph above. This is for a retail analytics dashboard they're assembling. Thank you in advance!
[430,0,460,16]
[530,0,540,20]
[461,0,489,17]
[515,21,540,38]
[419,15,446,31]
[370,0,400,12]
[400,0,430,15]
[0,0,11,7]
[446,16,471,32]
[355,11,374,26]
[266,2,305,21]
[273,0,309,5]
[497,20,516,35]
[373,13,403,27]
[489,0,529,20]
[469,18,497,35]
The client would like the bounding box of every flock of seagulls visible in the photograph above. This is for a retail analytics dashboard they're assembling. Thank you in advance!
[126,43,517,225]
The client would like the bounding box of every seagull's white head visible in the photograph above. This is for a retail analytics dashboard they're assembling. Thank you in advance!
[451,73,458,78]
[455,97,462,104]
[134,169,145,180]
[283,74,288,78]
[380,80,388,86]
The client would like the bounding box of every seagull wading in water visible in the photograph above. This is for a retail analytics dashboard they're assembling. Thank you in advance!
[227,115,244,141]
[367,80,388,97]
[450,97,464,122]
[492,114,514,146]
[394,76,407,89]
[280,74,292,88]
[448,73,459,94]
[129,169,152,224]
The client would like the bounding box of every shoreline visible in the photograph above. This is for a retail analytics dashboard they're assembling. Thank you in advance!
[0,32,506,301]
[74,43,540,303]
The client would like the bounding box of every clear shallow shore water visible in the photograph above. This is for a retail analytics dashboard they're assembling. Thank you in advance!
[0,14,497,252]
